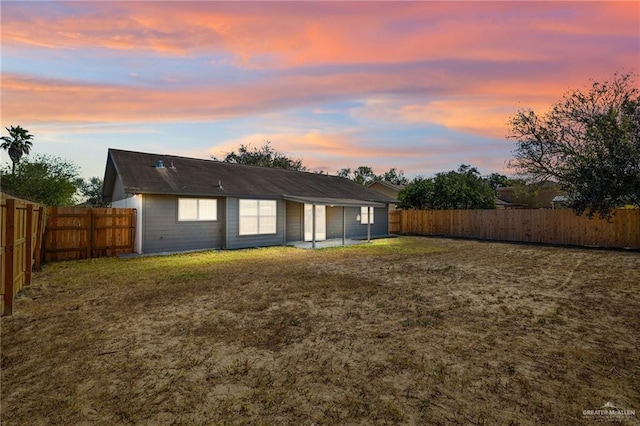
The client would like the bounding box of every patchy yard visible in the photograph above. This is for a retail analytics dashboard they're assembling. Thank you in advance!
[1,237,639,425]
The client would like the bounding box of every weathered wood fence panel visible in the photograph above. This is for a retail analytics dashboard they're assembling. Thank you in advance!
[1,194,45,316]
[44,207,136,262]
[389,209,640,249]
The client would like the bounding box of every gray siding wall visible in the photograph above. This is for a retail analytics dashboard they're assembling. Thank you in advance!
[143,195,225,253]
[326,206,345,239]
[286,201,303,242]
[111,176,129,202]
[226,198,286,249]
[343,206,389,239]
[141,196,389,252]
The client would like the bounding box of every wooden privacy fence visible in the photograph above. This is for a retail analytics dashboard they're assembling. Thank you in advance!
[389,209,640,249]
[1,194,46,316]
[44,207,136,262]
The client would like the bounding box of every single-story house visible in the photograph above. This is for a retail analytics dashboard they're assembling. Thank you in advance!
[495,198,526,209]
[551,195,569,209]
[102,149,396,254]
[367,181,405,210]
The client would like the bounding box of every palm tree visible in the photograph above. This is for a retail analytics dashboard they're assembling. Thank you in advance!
[1,125,34,175]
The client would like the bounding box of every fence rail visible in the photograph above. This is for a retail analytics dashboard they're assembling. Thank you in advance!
[389,209,640,249]
[44,207,136,262]
[1,194,46,316]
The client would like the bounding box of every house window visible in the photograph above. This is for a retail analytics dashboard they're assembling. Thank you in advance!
[239,199,277,235]
[360,206,374,224]
[178,198,217,221]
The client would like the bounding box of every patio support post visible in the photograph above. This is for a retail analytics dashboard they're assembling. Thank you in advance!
[312,203,316,249]
[342,206,346,246]
[367,206,371,242]
[283,200,287,244]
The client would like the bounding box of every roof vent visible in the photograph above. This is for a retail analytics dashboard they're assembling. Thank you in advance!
[214,180,223,189]
[155,160,164,168]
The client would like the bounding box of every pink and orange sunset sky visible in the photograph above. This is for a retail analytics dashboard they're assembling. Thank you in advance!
[1,1,638,180]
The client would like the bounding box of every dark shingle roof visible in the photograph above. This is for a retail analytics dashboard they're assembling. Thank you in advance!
[104,149,395,204]
[368,181,406,191]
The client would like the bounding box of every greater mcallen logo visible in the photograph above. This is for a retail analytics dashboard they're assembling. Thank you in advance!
[583,401,636,422]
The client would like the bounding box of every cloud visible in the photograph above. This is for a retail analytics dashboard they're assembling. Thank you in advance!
[1,1,637,179]
[0,57,576,129]
[0,66,443,123]
[3,2,637,67]
[202,123,512,177]
[208,130,366,163]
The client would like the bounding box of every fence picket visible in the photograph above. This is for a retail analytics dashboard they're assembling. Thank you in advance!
[1,194,45,316]
[44,207,135,262]
[3,198,16,315]
[389,209,640,249]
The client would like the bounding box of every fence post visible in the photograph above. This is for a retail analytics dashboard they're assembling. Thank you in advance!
[87,209,93,259]
[33,206,45,271]
[46,207,56,263]
[3,198,16,316]
[111,209,118,256]
[25,203,34,286]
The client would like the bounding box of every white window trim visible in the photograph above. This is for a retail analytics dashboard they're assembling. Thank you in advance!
[360,206,374,225]
[239,199,277,236]
[178,198,218,221]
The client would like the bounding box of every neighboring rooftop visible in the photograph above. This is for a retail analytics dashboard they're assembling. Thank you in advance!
[496,183,564,209]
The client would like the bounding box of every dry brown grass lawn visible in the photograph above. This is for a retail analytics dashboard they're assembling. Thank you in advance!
[1,237,639,425]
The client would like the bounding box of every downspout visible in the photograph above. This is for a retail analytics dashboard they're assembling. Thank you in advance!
[135,194,143,254]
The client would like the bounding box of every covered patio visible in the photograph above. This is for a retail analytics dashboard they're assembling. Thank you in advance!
[287,238,371,250]
[283,195,384,249]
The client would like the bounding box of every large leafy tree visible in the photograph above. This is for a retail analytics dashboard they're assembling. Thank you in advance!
[396,177,434,209]
[0,154,82,206]
[378,168,409,186]
[80,177,109,207]
[213,141,307,171]
[485,173,510,191]
[337,166,376,185]
[398,165,496,210]
[337,166,408,186]
[1,125,34,175]
[508,72,640,218]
